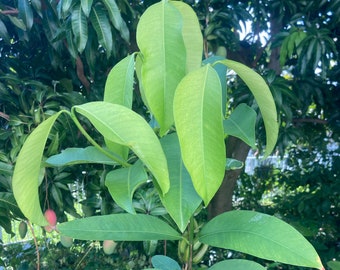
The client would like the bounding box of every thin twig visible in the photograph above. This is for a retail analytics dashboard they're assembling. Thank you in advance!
[27,221,40,270]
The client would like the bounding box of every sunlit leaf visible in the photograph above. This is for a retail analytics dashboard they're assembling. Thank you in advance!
[173,65,225,205]
[12,111,65,226]
[73,102,169,194]
[136,1,186,135]
[217,60,278,157]
[199,210,324,269]
[57,214,182,241]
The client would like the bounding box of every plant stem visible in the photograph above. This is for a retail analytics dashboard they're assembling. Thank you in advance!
[27,221,40,270]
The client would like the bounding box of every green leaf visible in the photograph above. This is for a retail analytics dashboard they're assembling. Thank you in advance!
[81,0,93,17]
[12,111,65,226]
[0,162,13,176]
[90,5,113,58]
[0,20,10,43]
[72,4,88,53]
[0,192,23,218]
[7,15,26,31]
[57,214,182,241]
[217,60,278,157]
[104,53,135,108]
[209,259,266,270]
[328,261,340,270]
[199,210,324,269]
[136,1,187,135]
[105,161,148,214]
[225,158,243,170]
[170,1,203,73]
[18,0,33,30]
[73,102,170,194]
[151,255,181,270]
[223,103,256,149]
[102,0,129,42]
[173,65,225,206]
[160,133,202,232]
[45,146,117,166]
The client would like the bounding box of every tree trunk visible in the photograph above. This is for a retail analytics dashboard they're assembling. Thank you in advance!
[207,136,250,220]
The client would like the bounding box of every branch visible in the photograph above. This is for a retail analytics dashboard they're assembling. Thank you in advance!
[76,56,91,95]
[0,8,19,15]
[0,111,10,121]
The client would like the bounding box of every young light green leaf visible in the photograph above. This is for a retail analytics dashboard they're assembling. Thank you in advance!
[160,133,202,232]
[136,1,186,135]
[199,210,324,269]
[12,111,65,226]
[72,4,88,53]
[90,5,112,57]
[217,60,278,157]
[45,146,117,166]
[102,0,129,42]
[225,158,243,170]
[209,259,266,270]
[73,102,169,194]
[223,103,256,149]
[104,53,135,160]
[173,65,225,206]
[170,1,203,73]
[57,214,182,241]
[105,161,148,214]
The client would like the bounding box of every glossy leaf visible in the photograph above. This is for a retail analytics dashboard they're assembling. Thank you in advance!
[104,53,135,160]
[102,0,129,42]
[199,210,324,269]
[12,111,65,226]
[45,146,117,166]
[73,102,169,194]
[90,5,112,57]
[57,214,182,241]
[223,103,256,148]
[136,1,186,135]
[209,259,266,270]
[173,65,225,205]
[151,255,181,270]
[170,1,203,73]
[160,133,202,232]
[81,0,93,17]
[218,60,278,157]
[72,4,88,53]
[18,0,33,30]
[105,161,148,214]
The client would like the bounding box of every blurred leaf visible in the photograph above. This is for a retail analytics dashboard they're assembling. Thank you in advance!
[151,255,181,270]
[7,15,26,31]
[0,19,10,43]
[81,0,93,17]
[209,259,266,270]
[18,0,33,30]
[72,4,88,53]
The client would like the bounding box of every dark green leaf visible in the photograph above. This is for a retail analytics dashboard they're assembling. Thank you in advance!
[18,0,33,30]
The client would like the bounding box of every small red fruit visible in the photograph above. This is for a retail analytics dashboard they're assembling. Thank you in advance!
[103,240,117,255]
[44,209,57,226]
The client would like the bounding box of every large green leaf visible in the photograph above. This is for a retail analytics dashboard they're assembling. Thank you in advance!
[160,133,202,232]
[57,214,182,241]
[199,210,324,269]
[72,102,169,194]
[223,103,256,148]
[209,259,266,270]
[18,0,33,30]
[104,53,135,160]
[12,111,65,226]
[45,146,117,166]
[105,161,148,214]
[217,60,278,157]
[170,1,203,73]
[90,5,112,57]
[102,0,129,42]
[136,1,186,135]
[173,65,225,206]
[72,4,88,53]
